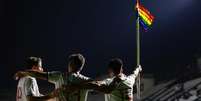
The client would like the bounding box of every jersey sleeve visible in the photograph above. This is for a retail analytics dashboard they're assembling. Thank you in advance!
[76,74,92,82]
[96,78,117,93]
[48,71,62,84]
[127,68,140,85]
[25,78,40,96]
[99,78,111,85]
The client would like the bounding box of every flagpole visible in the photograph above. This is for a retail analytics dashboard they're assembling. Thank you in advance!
[136,0,141,100]
[136,2,140,68]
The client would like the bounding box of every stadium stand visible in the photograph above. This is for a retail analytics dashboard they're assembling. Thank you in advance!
[142,72,201,101]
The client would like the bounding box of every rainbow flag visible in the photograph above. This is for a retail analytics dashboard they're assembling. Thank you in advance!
[136,3,154,30]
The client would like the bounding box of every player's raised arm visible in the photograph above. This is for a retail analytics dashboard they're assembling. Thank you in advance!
[127,65,142,85]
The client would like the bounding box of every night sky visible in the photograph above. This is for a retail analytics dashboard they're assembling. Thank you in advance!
[1,0,201,90]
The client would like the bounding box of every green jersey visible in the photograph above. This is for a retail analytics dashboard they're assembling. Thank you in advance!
[48,71,91,101]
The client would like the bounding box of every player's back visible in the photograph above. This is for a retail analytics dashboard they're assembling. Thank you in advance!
[64,73,91,101]
[104,74,134,101]
[16,76,40,101]
[47,71,91,101]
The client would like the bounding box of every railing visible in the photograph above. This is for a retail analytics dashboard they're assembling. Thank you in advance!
[142,72,201,101]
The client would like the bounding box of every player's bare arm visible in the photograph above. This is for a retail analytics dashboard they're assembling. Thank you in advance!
[128,65,142,80]
[62,78,120,94]
[15,71,48,81]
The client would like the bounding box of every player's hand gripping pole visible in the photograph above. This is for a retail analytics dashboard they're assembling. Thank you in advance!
[136,65,142,100]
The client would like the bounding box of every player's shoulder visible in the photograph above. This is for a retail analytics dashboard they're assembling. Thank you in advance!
[103,78,113,84]
[25,76,36,82]
[19,76,37,86]
[19,76,35,81]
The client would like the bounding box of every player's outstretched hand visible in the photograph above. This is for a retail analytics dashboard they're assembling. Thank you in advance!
[137,65,142,72]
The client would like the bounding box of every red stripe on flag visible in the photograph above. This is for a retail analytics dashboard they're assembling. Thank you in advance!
[138,9,154,22]
[138,5,154,20]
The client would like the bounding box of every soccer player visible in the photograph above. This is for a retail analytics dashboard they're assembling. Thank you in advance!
[100,58,142,101]
[61,58,142,101]
[16,57,57,101]
[15,54,93,101]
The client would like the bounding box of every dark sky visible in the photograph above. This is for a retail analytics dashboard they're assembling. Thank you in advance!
[1,0,201,89]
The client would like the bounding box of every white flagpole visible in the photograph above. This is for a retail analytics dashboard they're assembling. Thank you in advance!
[136,0,141,100]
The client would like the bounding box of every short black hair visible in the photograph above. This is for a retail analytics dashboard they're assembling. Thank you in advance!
[108,58,123,75]
[26,57,42,69]
[68,54,85,72]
